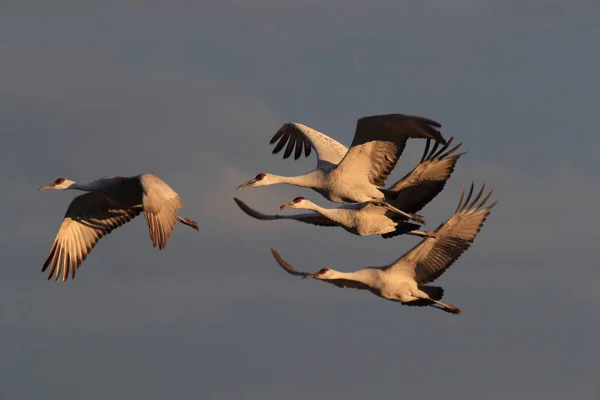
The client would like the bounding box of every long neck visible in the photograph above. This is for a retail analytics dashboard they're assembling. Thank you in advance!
[69,180,102,192]
[68,182,86,191]
[301,202,347,224]
[268,171,323,189]
[329,269,381,287]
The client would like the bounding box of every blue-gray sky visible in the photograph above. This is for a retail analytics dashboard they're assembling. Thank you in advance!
[1,1,599,399]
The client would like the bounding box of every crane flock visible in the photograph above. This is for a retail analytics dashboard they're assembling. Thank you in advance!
[40,113,496,315]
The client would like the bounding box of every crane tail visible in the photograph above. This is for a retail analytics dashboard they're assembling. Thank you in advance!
[176,216,200,231]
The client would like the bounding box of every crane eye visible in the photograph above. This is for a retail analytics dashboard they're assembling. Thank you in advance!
[293,197,304,203]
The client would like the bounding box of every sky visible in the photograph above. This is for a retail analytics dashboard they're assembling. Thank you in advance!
[1,1,599,399]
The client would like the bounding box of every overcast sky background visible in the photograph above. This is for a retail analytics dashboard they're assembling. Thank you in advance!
[1,1,599,399]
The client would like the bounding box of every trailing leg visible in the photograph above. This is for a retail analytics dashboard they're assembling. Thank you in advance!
[371,199,426,224]
[176,216,200,231]
[406,230,436,238]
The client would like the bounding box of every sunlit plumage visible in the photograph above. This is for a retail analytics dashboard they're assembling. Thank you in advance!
[235,137,464,239]
[39,174,199,282]
[236,114,448,223]
[271,183,496,315]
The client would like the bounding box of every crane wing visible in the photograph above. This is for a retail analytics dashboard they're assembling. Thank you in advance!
[334,114,446,187]
[42,193,141,282]
[270,122,348,170]
[271,249,370,290]
[234,198,340,227]
[385,183,496,284]
[386,137,465,213]
[138,174,183,249]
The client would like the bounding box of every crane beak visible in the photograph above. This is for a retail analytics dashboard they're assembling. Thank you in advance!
[39,184,54,191]
[279,201,295,210]
[236,178,258,190]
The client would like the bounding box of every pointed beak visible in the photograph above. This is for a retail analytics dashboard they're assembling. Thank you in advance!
[279,200,295,210]
[39,184,53,191]
[236,178,258,190]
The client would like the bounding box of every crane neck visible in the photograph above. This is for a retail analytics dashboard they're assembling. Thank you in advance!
[268,171,324,189]
[69,180,105,192]
[301,202,346,224]
[327,268,381,287]
[68,182,87,191]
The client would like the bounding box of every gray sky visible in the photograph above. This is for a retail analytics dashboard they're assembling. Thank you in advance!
[1,1,599,399]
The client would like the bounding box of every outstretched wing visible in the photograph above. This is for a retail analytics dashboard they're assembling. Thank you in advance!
[387,137,465,213]
[335,114,446,187]
[234,198,340,227]
[271,249,370,290]
[270,122,348,170]
[42,193,141,282]
[386,183,496,284]
[138,174,184,249]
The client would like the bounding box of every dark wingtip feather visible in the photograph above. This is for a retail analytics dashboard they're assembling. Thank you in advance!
[304,136,312,157]
[453,182,497,214]
[420,139,432,163]
[271,248,305,277]
[271,131,289,154]
[269,123,312,161]
[283,133,296,159]
[467,184,485,210]
[475,188,493,210]
[435,139,463,160]
[461,182,475,211]
[455,184,466,213]
[269,123,288,144]
[293,135,303,160]
[431,137,454,159]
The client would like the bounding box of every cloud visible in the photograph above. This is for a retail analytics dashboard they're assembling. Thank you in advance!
[1,4,599,399]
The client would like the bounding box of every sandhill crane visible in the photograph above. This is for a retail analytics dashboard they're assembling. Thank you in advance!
[234,138,464,239]
[236,196,427,238]
[270,182,496,315]
[236,114,447,223]
[39,174,199,282]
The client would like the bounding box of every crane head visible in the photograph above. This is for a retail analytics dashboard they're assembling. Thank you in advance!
[39,178,75,191]
[236,173,268,190]
[279,196,307,210]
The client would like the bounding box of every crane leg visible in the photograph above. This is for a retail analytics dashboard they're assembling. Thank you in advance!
[429,299,462,314]
[177,216,200,231]
[409,290,461,315]
[407,230,436,238]
[372,200,426,225]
